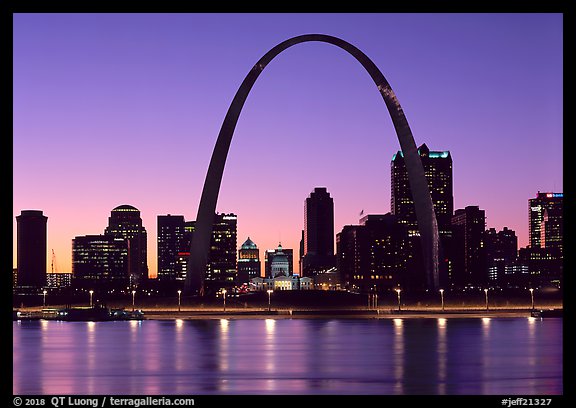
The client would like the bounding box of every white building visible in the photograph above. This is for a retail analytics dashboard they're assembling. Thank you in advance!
[249,244,314,291]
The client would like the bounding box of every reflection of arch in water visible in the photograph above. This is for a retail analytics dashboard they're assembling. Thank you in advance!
[184,34,439,295]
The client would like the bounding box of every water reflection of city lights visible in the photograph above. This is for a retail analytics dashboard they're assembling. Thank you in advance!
[265,318,276,332]
[40,319,49,331]
[482,317,491,325]
[527,317,537,324]
[220,319,229,332]
[438,318,447,328]
[393,318,403,327]
[176,319,184,328]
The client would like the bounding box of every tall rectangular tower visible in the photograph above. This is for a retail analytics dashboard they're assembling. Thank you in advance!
[301,187,336,277]
[451,206,486,287]
[529,192,563,249]
[157,215,186,281]
[391,144,453,289]
[104,205,148,286]
[391,143,453,236]
[16,210,48,288]
[205,213,237,289]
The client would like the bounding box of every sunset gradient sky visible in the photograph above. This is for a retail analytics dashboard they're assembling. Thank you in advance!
[13,13,563,278]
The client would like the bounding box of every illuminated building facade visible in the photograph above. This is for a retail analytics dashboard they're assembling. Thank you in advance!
[72,235,129,288]
[529,192,563,249]
[205,213,237,291]
[104,205,148,286]
[524,192,563,287]
[485,227,518,284]
[157,215,186,281]
[237,237,261,284]
[391,144,453,289]
[47,272,72,288]
[337,213,408,293]
[265,244,294,277]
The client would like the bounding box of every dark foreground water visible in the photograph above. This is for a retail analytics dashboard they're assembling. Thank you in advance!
[13,317,562,395]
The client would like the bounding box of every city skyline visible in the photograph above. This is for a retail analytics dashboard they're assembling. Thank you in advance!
[13,13,563,278]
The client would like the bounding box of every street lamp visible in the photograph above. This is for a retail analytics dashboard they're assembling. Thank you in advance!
[89,290,94,307]
[484,288,489,311]
[267,289,273,312]
[222,289,227,312]
[395,288,401,312]
[132,290,136,311]
[439,289,445,312]
[177,290,182,312]
[529,288,534,310]
[43,290,47,307]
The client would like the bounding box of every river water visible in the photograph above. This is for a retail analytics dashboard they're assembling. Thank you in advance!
[13,317,562,395]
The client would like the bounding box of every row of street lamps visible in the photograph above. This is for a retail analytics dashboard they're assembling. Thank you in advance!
[40,287,538,311]
[380,287,536,312]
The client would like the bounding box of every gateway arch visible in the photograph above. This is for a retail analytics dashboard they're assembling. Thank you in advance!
[184,34,440,295]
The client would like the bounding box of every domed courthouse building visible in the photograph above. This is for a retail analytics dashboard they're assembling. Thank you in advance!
[248,242,313,291]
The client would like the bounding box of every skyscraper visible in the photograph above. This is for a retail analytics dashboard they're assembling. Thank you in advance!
[336,213,408,292]
[451,206,486,288]
[205,213,237,291]
[157,215,186,281]
[72,235,129,288]
[391,144,453,236]
[301,187,336,277]
[525,192,563,287]
[391,144,453,289]
[238,237,261,284]
[104,205,148,286]
[529,192,563,249]
[485,227,518,284]
[16,210,48,288]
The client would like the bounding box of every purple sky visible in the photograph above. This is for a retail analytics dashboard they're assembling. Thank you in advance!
[13,13,563,278]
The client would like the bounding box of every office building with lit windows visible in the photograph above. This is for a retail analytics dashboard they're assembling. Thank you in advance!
[72,235,129,289]
[485,227,518,284]
[157,215,186,281]
[336,213,408,293]
[104,205,148,286]
[529,192,563,250]
[205,213,237,291]
[237,237,261,284]
[391,144,453,289]
[523,192,563,287]
[47,272,72,288]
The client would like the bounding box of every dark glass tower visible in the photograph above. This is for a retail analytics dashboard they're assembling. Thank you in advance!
[205,213,237,291]
[336,214,408,293]
[391,144,453,289]
[104,205,148,287]
[301,187,336,277]
[16,210,48,288]
[157,215,186,281]
[72,235,129,288]
[391,144,453,235]
[485,227,518,284]
[451,206,486,288]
